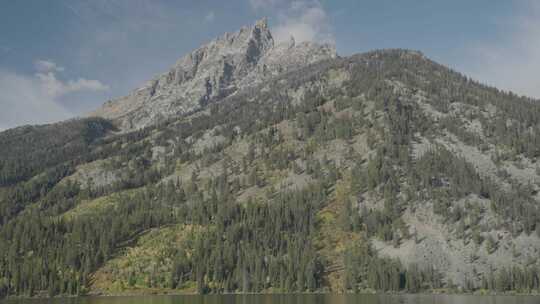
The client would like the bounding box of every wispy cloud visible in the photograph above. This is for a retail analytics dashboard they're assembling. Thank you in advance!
[67,1,195,93]
[34,59,65,73]
[249,0,334,44]
[204,11,215,23]
[0,59,109,130]
[34,59,109,99]
[0,70,72,130]
[464,1,540,99]
[0,45,11,54]
[249,0,282,11]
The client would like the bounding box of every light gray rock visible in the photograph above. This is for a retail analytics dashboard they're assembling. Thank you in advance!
[90,18,336,130]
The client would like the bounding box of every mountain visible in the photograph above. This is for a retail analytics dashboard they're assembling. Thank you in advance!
[90,18,336,130]
[1,20,540,298]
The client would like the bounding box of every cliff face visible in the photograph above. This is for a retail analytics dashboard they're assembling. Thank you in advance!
[90,19,336,130]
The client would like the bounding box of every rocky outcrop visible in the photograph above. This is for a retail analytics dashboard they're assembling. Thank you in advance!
[90,18,337,130]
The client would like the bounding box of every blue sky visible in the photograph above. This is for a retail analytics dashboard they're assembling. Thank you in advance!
[0,0,539,130]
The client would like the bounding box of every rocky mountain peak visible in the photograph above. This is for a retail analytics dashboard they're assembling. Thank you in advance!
[90,18,336,130]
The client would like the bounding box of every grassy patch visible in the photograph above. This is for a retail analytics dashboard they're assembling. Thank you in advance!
[90,224,203,294]
[62,187,143,220]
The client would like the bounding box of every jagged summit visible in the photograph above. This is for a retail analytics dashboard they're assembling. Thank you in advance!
[90,18,336,130]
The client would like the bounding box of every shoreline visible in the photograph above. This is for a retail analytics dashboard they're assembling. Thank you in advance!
[4,289,540,300]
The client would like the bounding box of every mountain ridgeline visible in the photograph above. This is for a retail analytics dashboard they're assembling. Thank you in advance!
[1,19,540,298]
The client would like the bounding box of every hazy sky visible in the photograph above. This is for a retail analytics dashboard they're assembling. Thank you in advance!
[1,0,539,130]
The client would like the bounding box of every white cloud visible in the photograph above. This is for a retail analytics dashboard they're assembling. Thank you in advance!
[35,70,109,99]
[463,1,540,99]
[33,59,109,99]
[34,59,64,73]
[249,0,334,44]
[0,70,72,129]
[204,11,215,23]
[0,60,109,130]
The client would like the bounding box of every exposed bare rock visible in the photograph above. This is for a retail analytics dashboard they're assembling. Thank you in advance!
[61,159,120,189]
[90,18,336,130]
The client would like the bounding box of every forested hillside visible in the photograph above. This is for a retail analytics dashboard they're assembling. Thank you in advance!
[1,49,540,298]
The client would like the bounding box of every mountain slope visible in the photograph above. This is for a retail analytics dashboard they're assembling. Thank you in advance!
[1,23,540,298]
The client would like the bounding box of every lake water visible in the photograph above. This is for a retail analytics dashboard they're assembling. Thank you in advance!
[3,294,540,304]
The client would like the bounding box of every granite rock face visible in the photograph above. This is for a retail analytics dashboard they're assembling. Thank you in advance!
[90,18,337,130]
